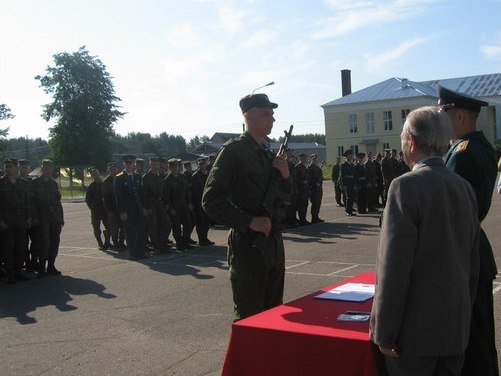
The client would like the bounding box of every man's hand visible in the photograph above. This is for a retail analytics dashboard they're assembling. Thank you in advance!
[249,216,272,237]
[273,155,289,179]
[120,213,128,222]
[379,345,399,358]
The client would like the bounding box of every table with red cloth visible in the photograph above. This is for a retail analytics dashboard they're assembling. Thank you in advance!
[222,272,386,376]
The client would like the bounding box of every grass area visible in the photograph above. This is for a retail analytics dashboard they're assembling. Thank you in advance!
[60,186,85,199]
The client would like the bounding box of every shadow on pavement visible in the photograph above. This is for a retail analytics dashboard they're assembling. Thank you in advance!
[144,245,228,280]
[283,221,380,243]
[0,275,116,325]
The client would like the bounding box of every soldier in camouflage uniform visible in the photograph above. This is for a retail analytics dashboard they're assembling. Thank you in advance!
[183,161,196,245]
[307,154,324,223]
[18,159,37,272]
[85,167,110,250]
[202,93,290,320]
[142,157,171,254]
[295,153,310,226]
[0,158,32,283]
[163,159,193,251]
[102,162,125,251]
[31,159,64,277]
[190,158,214,246]
[353,153,367,214]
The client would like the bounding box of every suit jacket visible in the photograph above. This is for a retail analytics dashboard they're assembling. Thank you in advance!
[114,171,143,214]
[371,157,480,357]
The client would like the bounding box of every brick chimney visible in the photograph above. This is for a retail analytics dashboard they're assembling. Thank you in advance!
[341,69,352,97]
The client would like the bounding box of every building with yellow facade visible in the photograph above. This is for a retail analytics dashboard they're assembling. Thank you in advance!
[322,71,501,164]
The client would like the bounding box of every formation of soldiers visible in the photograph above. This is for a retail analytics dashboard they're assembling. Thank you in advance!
[85,155,215,261]
[0,158,64,284]
[283,151,326,227]
[333,148,409,216]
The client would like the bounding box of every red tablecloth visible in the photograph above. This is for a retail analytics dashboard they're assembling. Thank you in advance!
[222,272,382,376]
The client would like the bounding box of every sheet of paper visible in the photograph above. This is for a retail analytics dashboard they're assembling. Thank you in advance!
[337,312,371,322]
[314,283,375,302]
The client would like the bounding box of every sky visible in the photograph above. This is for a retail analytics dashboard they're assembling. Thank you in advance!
[1,0,501,142]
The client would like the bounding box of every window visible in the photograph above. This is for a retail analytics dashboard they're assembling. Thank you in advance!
[365,112,375,133]
[349,114,358,133]
[338,146,344,156]
[350,145,359,155]
[401,109,410,122]
[383,142,390,151]
[383,110,393,131]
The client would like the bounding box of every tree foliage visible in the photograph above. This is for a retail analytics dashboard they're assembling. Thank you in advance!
[111,132,187,157]
[35,46,124,170]
[187,135,210,151]
[0,104,14,121]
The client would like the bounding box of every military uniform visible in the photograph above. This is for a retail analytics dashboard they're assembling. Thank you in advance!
[331,162,343,206]
[102,172,125,250]
[364,157,377,212]
[85,177,110,250]
[354,159,367,214]
[307,158,324,223]
[439,84,499,376]
[339,155,356,215]
[163,167,192,250]
[114,168,146,259]
[203,129,287,320]
[31,171,64,276]
[0,172,31,282]
[381,155,394,205]
[191,164,212,245]
[294,160,309,225]
[142,168,170,253]
[183,167,196,244]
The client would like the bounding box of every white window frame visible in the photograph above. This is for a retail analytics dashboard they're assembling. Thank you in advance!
[349,114,358,133]
[365,112,375,133]
[383,110,393,131]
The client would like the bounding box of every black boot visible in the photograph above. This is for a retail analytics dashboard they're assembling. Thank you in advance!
[37,260,47,279]
[47,259,61,276]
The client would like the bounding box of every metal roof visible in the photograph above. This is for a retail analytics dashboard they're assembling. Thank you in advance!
[322,73,501,107]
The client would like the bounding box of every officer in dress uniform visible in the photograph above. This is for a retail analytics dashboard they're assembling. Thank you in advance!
[339,150,356,216]
[114,155,146,260]
[438,85,499,376]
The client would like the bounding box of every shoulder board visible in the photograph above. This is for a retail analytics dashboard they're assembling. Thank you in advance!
[222,136,243,147]
[116,172,125,177]
[454,140,469,154]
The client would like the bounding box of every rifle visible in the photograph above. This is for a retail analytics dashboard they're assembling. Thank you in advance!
[252,125,293,253]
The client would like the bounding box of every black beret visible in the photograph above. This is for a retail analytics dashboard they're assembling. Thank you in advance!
[437,84,488,113]
[239,93,278,113]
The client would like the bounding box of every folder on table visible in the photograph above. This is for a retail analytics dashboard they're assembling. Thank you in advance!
[314,283,375,302]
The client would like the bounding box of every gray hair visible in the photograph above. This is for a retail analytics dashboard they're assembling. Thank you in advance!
[403,106,452,156]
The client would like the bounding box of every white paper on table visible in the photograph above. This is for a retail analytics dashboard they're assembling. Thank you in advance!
[314,283,375,302]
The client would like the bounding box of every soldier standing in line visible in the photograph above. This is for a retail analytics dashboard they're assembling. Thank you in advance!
[354,152,367,214]
[142,157,170,254]
[374,152,384,207]
[114,155,146,260]
[18,159,37,272]
[364,152,378,213]
[190,158,214,246]
[439,85,499,376]
[183,161,197,245]
[340,150,356,216]
[159,157,169,177]
[31,159,64,277]
[331,156,343,207]
[381,149,394,206]
[134,158,146,176]
[163,158,193,251]
[307,154,324,223]
[102,162,125,251]
[0,158,32,283]
[295,153,310,226]
[202,92,289,320]
[85,167,110,251]
[284,149,298,227]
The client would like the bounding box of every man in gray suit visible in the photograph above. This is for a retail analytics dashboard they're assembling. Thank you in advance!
[371,106,480,375]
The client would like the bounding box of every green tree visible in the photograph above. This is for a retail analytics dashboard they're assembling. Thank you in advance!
[35,46,124,183]
[0,104,13,152]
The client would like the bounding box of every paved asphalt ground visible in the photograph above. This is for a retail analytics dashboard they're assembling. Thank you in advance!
[1,181,501,375]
